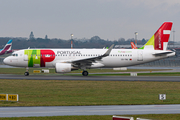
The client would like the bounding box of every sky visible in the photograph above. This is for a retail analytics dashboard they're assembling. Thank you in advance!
[0,0,180,42]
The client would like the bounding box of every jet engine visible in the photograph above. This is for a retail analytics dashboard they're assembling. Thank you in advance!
[55,63,71,73]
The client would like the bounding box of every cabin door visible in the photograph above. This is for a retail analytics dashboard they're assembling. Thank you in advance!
[137,51,143,61]
[24,54,28,61]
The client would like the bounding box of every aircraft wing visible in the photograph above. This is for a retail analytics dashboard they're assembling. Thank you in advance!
[65,44,114,67]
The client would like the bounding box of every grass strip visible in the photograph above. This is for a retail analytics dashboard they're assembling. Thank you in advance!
[138,72,180,76]
[1,80,180,106]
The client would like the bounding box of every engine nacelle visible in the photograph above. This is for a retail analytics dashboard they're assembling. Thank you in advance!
[55,63,71,73]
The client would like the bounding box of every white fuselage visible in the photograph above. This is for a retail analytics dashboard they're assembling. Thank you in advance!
[3,48,175,68]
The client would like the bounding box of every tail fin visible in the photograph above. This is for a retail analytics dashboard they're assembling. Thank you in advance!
[140,22,173,50]
[131,42,137,49]
[0,40,13,55]
[3,39,12,52]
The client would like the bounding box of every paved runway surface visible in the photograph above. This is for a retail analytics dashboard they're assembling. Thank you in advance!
[0,74,180,82]
[1,105,180,117]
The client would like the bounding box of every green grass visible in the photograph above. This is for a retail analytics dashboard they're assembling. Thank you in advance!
[1,114,180,120]
[0,68,55,74]
[138,72,180,76]
[1,80,180,106]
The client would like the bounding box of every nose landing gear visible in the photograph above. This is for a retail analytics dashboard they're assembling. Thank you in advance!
[24,67,29,76]
[24,72,29,76]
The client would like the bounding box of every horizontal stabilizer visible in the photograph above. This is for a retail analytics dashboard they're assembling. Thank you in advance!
[152,51,174,55]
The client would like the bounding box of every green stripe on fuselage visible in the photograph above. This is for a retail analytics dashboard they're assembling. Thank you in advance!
[24,49,40,67]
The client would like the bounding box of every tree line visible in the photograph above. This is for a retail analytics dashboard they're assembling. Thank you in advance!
[0,36,148,49]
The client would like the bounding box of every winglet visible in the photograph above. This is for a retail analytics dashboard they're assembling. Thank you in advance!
[102,44,114,57]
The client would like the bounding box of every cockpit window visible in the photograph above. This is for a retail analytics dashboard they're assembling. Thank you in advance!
[12,54,18,56]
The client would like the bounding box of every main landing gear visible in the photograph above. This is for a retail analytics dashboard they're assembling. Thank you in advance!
[24,67,29,76]
[82,70,88,76]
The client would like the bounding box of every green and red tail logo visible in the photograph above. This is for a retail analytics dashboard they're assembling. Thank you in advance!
[140,22,173,50]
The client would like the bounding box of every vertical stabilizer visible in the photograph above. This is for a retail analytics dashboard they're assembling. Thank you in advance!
[131,42,137,49]
[140,22,173,50]
[0,40,13,55]
[3,39,12,52]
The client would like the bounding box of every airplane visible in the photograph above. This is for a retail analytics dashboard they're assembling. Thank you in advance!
[131,42,137,49]
[3,22,175,76]
[0,40,13,55]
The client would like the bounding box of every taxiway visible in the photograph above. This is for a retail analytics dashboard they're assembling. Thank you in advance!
[1,105,180,117]
[0,74,180,82]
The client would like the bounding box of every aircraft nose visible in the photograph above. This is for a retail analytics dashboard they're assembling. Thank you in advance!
[3,57,9,65]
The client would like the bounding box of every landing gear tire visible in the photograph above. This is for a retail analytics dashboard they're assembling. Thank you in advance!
[24,72,29,76]
[82,71,88,76]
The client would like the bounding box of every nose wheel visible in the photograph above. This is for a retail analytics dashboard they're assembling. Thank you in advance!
[24,72,29,76]
[24,67,29,76]
[82,71,88,76]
